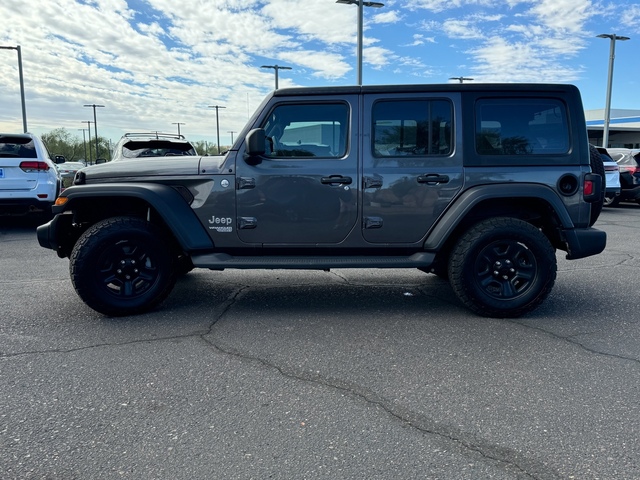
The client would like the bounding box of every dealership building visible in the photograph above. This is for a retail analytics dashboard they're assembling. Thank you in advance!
[586,109,640,149]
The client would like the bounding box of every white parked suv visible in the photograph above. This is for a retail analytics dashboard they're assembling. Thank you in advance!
[0,133,62,217]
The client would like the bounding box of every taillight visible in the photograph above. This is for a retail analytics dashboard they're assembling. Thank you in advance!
[620,165,640,174]
[584,179,594,196]
[583,172,601,202]
[19,161,50,172]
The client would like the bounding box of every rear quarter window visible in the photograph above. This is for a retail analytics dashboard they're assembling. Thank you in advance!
[476,98,569,157]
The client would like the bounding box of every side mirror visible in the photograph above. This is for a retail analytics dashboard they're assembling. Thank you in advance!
[95,158,107,164]
[245,128,265,156]
[54,155,66,164]
[244,129,265,166]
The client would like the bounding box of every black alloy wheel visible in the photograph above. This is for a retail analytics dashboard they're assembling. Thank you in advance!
[448,217,557,318]
[70,216,177,316]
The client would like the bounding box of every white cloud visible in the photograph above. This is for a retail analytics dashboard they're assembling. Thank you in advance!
[371,10,402,24]
[526,0,593,34]
[442,19,486,40]
[0,0,635,141]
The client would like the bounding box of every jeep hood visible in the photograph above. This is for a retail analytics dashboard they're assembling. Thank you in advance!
[76,156,227,182]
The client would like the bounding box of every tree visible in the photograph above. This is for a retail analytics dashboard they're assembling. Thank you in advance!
[40,128,112,164]
[192,140,231,156]
[41,128,83,162]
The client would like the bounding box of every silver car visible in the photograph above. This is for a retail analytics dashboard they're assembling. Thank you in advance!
[597,147,621,206]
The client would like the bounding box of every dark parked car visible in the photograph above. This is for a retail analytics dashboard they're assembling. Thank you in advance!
[605,148,640,206]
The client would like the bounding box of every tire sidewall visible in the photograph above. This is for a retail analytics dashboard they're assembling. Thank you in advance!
[71,217,176,315]
[449,218,556,317]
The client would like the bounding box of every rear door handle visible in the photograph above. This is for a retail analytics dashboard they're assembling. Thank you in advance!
[417,174,449,185]
[321,175,353,185]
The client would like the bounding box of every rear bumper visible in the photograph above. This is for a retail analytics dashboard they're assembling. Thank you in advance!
[0,197,53,216]
[563,227,606,260]
[620,185,640,200]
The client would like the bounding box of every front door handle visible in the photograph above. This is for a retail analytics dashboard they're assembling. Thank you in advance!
[321,175,353,185]
[417,174,449,185]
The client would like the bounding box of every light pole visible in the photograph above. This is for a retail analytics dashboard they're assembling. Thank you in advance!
[597,33,630,148]
[449,76,473,83]
[208,105,226,154]
[228,131,237,144]
[172,122,185,136]
[78,128,88,163]
[83,104,105,161]
[260,64,292,90]
[0,45,27,132]
[336,0,384,86]
[82,121,93,164]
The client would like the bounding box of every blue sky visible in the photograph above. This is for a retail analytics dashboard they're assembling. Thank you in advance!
[1,0,638,147]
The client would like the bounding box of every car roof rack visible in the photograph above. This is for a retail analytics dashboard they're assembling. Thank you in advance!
[122,132,187,140]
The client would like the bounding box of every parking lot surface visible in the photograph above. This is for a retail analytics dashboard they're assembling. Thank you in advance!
[1,206,640,479]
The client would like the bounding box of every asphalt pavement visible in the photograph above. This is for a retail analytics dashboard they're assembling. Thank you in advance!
[1,206,639,479]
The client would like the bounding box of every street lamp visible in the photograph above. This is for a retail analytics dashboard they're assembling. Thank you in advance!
[81,121,93,164]
[0,45,27,132]
[208,105,226,154]
[449,76,473,83]
[83,104,105,161]
[228,131,237,144]
[172,122,185,136]
[336,0,384,86]
[597,33,630,148]
[78,128,88,164]
[260,64,292,90]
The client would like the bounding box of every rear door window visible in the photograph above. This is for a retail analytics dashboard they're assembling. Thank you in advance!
[372,99,452,159]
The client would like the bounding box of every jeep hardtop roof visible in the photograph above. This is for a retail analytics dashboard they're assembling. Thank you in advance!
[273,83,579,97]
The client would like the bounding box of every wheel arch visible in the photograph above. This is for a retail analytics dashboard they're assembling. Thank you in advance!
[53,183,214,255]
[424,184,571,255]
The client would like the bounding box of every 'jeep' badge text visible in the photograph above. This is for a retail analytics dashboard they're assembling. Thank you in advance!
[208,215,233,233]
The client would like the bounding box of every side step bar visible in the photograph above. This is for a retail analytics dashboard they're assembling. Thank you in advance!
[190,252,435,270]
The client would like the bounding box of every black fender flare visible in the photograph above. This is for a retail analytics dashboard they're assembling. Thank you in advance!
[55,183,214,251]
[423,183,574,251]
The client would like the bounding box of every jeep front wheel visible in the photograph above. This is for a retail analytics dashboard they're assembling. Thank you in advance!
[448,217,556,318]
[70,217,177,316]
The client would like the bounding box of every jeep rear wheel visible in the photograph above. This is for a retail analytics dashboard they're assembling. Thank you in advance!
[70,217,177,316]
[448,217,556,318]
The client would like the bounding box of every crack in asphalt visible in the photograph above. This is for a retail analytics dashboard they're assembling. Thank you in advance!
[2,283,553,478]
[6,277,634,479]
[511,320,640,366]
[197,285,555,480]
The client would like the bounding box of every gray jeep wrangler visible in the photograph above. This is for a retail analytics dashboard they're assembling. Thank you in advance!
[37,83,606,318]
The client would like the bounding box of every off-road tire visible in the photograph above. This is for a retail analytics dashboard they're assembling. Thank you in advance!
[589,144,605,225]
[448,217,556,318]
[70,216,177,316]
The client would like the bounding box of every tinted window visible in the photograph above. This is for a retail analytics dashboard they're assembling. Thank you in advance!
[372,99,452,157]
[0,137,37,158]
[476,99,569,155]
[262,103,349,158]
[122,140,196,158]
